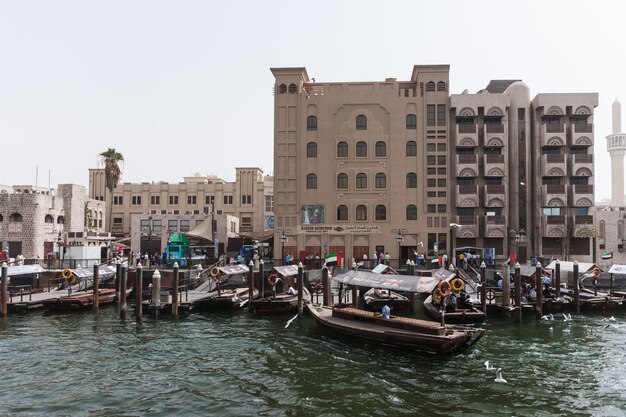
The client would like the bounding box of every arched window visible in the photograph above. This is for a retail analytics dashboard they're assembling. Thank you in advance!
[337,173,348,189]
[406,114,417,129]
[278,84,287,93]
[356,114,367,130]
[406,172,417,188]
[57,216,65,224]
[306,173,317,189]
[406,204,417,220]
[337,205,348,221]
[307,142,317,157]
[437,81,446,91]
[426,81,436,92]
[44,214,54,223]
[375,173,386,188]
[356,205,367,220]
[406,141,417,156]
[9,213,23,222]
[599,221,606,243]
[356,141,367,157]
[288,83,297,93]
[356,173,367,189]
[375,205,386,221]
[307,115,317,131]
[375,141,386,157]
[337,141,348,157]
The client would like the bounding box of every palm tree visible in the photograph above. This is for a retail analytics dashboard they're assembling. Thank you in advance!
[99,148,124,234]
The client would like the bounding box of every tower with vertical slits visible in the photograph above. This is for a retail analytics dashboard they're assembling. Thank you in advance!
[606,99,626,207]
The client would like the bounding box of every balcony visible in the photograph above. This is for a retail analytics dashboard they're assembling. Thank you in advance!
[483,184,506,206]
[456,215,478,238]
[456,123,478,146]
[572,123,593,146]
[456,154,478,177]
[456,185,478,207]
[483,154,505,176]
[541,154,566,177]
[573,214,594,236]
[484,123,505,145]
[542,184,567,206]
[568,154,593,176]
[484,215,506,238]
[570,184,594,206]
[541,215,566,237]
[541,123,566,147]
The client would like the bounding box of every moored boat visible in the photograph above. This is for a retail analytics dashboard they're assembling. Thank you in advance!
[306,303,485,355]
[42,288,118,311]
[250,287,310,315]
[423,294,486,323]
[363,288,410,312]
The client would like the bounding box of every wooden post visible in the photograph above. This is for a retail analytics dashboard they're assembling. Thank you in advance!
[535,262,543,320]
[135,263,143,320]
[120,264,127,319]
[297,262,304,316]
[502,263,511,307]
[1,262,7,318]
[515,262,522,322]
[172,262,179,317]
[610,272,614,296]
[248,261,254,312]
[151,269,161,317]
[573,261,580,314]
[480,261,487,314]
[93,263,100,311]
[322,265,330,306]
[259,259,264,301]
[555,259,561,298]
[115,260,122,302]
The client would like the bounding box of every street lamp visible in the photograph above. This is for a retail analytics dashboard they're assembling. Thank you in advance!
[391,228,408,269]
[279,228,292,266]
[508,229,525,264]
[449,223,461,267]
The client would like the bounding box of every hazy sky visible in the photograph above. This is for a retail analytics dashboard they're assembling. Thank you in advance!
[1,0,625,201]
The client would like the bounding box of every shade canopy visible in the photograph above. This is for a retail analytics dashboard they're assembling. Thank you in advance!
[331,268,439,294]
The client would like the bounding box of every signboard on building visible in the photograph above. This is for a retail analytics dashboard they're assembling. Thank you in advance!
[299,224,380,234]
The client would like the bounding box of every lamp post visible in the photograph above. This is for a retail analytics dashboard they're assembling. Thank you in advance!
[391,228,408,269]
[508,229,525,264]
[279,228,291,266]
[449,223,461,268]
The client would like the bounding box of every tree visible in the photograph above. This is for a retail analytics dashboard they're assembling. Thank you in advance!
[99,148,124,234]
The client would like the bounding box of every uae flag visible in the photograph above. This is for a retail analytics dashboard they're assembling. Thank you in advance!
[601,251,614,260]
[325,252,342,266]
[507,252,516,265]
[431,257,439,264]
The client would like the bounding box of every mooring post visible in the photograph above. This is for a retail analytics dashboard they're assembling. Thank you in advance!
[1,262,8,318]
[297,262,304,316]
[322,265,329,306]
[514,262,522,322]
[610,272,614,296]
[115,259,122,302]
[120,264,127,319]
[93,263,100,311]
[151,269,161,317]
[248,260,254,312]
[555,259,561,298]
[502,263,511,307]
[135,263,143,320]
[258,259,264,301]
[172,262,179,317]
[535,262,543,320]
[573,261,580,314]
[480,261,487,314]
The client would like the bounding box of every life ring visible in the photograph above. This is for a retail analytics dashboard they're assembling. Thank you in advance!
[314,283,324,295]
[433,290,442,305]
[62,269,75,284]
[267,273,280,286]
[486,289,496,301]
[437,280,452,298]
[450,278,465,292]
[210,266,220,277]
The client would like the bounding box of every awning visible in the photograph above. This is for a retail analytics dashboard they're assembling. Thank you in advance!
[331,268,426,293]
[274,265,300,277]
[7,264,45,276]
[67,265,118,278]
[237,231,275,241]
[545,261,599,274]
[608,264,626,275]
[218,264,249,275]
[187,218,213,241]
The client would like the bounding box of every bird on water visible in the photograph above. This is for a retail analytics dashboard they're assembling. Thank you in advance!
[494,368,507,384]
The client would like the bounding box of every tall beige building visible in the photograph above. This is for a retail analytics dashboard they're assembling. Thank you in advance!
[271,66,450,265]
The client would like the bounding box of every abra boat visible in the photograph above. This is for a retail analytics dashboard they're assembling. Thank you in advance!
[42,288,118,312]
[363,288,411,312]
[192,287,259,312]
[250,287,310,315]
[423,294,486,324]
[306,303,485,355]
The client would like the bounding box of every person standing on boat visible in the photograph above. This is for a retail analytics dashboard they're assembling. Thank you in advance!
[288,285,297,296]
[384,252,391,266]
[381,304,391,320]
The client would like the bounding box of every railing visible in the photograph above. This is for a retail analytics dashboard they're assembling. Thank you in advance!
[546,124,564,133]
[458,155,477,164]
[485,185,505,194]
[485,215,505,225]
[458,124,477,134]
[547,215,565,225]
[485,154,504,164]
[459,185,477,194]
[546,154,564,163]
[574,124,593,133]
[485,123,504,133]
[546,184,566,194]
[574,154,593,163]
[575,215,594,225]
[573,184,594,194]
[458,216,477,225]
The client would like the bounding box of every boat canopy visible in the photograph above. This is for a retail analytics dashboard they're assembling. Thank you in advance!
[607,264,626,275]
[274,265,300,277]
[6,264,45,276]
[497,264,551,278]
[68,264,117,278]
[544,261,599,274]
[218,264,249,275]
[332,268,439,293]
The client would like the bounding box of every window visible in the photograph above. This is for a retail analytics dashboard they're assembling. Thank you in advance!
[337,205,348,221]
[427,204,436,213]
[427,143,436,152]
[356,173,367,189]
[265,195,274,212]
[437,178,446,187]
[337,173,348,189]
[241,217,252,231]
[577,207,589,215]
[151,195,160,205]
[375,173,386,188]
[9,213,22,222]
[375,141,386,157]
[337,141,348,157]
[427,178,436,187]
[242,195,252,204]
[278,84,287,93]
[139,218,151,230]
[168,220,178,232]
[571,177,589,185]
[427,105,435,126]
[438,204,446,213]
[45,214,54,223]
[406,172,417,188]
[307,115,317,131]
[426,81,436,92]
[375,205,386,221]
[437,81,446,91]
[113,196,123,205]
[223,195,233,204]
[543,207,561,215]
[180,220,190,232]
[113,217,122,225]
[437,143,446,152]
[288,83,297,93]
[427,168,436,175]
[132,196,142,205]
[356,205,367,220]
[356,115,367,130]
[187,195,197,205]
[153,219,162,232]
[307,142,317,157]
[205,195,215,205]
[406,114,417,129]
[169,195,178,205]
[307,173,317,189]
[406,205,417,220]
[427,155,436,165]
[406,141,417,156]
[437,155,446,165]
[437,104,446,126]
[356,141,367,157]
[437,167,446,175]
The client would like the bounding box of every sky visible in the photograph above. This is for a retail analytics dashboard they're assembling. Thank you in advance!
[1,0,625,202]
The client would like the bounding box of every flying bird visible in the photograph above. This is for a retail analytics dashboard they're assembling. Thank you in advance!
[285,314,299,329]
[494,368,507,384]
[485,360,495,371]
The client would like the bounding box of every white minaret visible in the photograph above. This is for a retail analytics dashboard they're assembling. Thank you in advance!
[606,99,626,207]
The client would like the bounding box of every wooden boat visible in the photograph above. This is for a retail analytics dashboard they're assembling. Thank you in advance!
[250,287,311,315]
[306,303,485,355]
[550,286,624,311]
[363,288,410,312]
[190,287,259,312]
[423,294,486,324]
[42,288,117,311]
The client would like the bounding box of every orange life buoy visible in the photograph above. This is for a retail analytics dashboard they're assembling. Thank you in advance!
[267,273,280,286]
[437,280,452,298]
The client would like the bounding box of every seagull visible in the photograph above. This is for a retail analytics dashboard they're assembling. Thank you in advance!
[562,313,572,322]
[285,314,299,329]
[485,360,495,371]
[494,368,507,384]
[549,326,553,332]
[608,316,616,322]
[541,314,551,321]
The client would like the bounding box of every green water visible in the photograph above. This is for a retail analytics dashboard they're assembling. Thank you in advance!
[1,306,625,416]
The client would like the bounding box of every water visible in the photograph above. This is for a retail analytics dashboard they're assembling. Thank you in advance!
[1,306,625,417]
